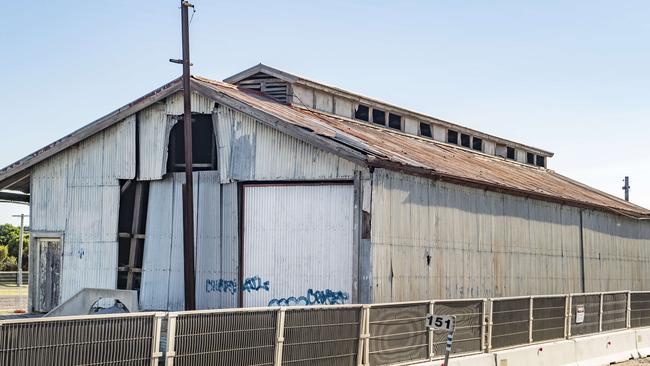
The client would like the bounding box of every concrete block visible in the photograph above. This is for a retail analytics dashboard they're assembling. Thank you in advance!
[494,340,577,366]
[636,328,650,357]
[574,330,637,366]
[45,288,138,317]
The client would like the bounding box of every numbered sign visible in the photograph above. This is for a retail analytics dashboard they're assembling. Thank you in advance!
[425,314,456,332]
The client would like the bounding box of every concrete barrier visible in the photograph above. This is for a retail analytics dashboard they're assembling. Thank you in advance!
[573,330,637,366]
[494,340,577,366]
[636,328,650,357]
[414,353,495,366]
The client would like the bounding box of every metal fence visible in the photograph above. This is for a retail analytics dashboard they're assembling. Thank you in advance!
[2,290,650,366]
[0,312,163,366]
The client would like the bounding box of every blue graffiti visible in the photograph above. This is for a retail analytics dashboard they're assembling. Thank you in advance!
[242,276,270,292]
[205,276,271,294]
[268,289,349,306]
[205,279,238,294]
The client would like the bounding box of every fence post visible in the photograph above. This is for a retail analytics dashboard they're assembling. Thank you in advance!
[428,301,435,360]
[165,313,178,366]
[481,299,487,352]
[150,313,164,366]
[274,308,287,366]
[528,296,534,343]
[626,291,632,329]
[358,306,370,366]
[566,294,573,339]
[487,299,493,352]
[364,306,371,366]
[599,293,604,333]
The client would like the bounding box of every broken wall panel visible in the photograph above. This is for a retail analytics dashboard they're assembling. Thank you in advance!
[370,168,584,302]
[195,172,222,309]
[140,171,228,311]
[137,103,173,181]
[214,106,359,183]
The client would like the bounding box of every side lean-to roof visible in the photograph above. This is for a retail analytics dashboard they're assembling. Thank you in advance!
[1,74,648,218]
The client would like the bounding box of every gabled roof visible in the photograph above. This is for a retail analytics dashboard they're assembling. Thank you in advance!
[0,78,182,192]
[0,73,647,218]
[225,64,554,157]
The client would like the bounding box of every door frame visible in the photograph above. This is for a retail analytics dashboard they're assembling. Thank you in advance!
[30,231,64,313]
[237,180,355,307]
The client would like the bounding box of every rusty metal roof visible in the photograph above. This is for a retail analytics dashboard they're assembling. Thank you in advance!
[194,76,650,218]
[0,74,646,218]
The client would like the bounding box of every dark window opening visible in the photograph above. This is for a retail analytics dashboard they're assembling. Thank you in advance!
[460,133,471,148]
[447,130,458,144]
[506,147,516,160]
[372,109,386,125]
[355,104,369,121]
[117,180,150,292]
[388,113,402,130]
[167,114,217,173]
[420,123,432,137]
[472,137,483,151]
[526,152,535,165]
[536,155,546,167]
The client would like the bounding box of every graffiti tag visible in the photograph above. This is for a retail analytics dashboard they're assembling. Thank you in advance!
[242,276,270,292]
[205,276,270,294]
[268,289,349,306]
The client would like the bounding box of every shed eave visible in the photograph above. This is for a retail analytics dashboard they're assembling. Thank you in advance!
[0,77,183,187]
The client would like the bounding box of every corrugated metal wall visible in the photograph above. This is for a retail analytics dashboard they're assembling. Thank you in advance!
[139,171,239,310]
[583,210,650,292]
[242,184,355,307]
[214,106,358,183]
[370,168,585,302]
[137,103,172,181]
[30,117,136,310]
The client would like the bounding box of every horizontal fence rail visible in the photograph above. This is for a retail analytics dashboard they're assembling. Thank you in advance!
[2,290,650,366]
[0,312,163,366]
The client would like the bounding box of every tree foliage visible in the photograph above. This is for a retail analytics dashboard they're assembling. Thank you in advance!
[0,224,29,270]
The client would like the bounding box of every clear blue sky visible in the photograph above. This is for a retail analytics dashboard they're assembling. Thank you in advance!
[1,1,649,225]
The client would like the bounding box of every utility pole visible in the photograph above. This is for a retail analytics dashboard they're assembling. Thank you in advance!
[623,176,630,202]
[170,0,196,310]
[11,214,28,287]
[180,0,196,311]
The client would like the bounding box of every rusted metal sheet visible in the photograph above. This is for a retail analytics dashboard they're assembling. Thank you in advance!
[370,169,585,301]
[193,76,650,219]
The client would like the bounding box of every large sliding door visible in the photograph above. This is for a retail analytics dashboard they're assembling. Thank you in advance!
[242,183,354,307]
